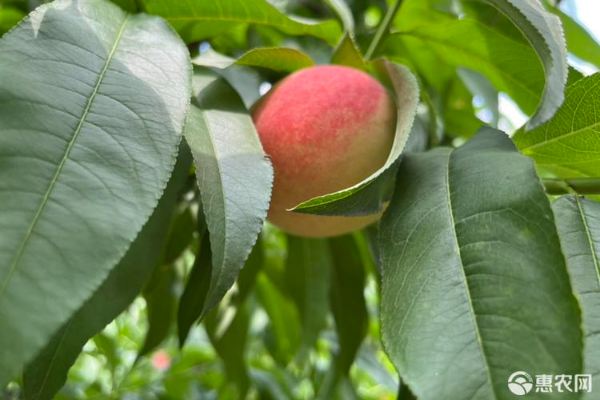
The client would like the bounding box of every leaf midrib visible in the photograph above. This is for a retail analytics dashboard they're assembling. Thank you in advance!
[195,108,228,312]
[445,150,498,399]
[0,16,130,301]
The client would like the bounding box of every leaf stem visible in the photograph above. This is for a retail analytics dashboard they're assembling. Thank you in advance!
[365,0,404,60]
[543,178,600,195]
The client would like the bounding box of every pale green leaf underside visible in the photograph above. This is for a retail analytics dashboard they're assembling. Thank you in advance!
[141,0,342,45]
[514,73,600,178]
[0,0,190,385]
[292,61,419,216]
[387,18,545,116]
[482,0,568,129]
[379,128,582,400]
[184,69,273,315]
[23,147,192,400]
[193,47,314,73]
[553,195,600,396]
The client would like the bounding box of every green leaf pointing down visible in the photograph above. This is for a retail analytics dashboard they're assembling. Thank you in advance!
[379,128,582,400]
[0,0,190,386]
[184,69,273,318]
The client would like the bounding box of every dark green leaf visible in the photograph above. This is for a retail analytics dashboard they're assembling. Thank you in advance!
[162,206,195,266]
[553,196,600,390]
[184,69,273,317]
[0,0,190,385]
[141,0,343,45]
[284,237,332,362]
[329,234,368,383]
[379,128,583,399]
[291,60,419,216]
[514,73,600,179]
[139,263,178,357]
[177,231,212,347]
[22,147,192,400]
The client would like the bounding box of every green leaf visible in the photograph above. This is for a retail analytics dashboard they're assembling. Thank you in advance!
[284,237,332,362]
[331,34,367,71]
[255,273,300,365]
[553,195,600,389]
[177,229,211,347]
[324,0,354,34]
[379,128,583,399]
[184,69,273,317]
[139,264,178,357]
[385,19,545,117]
[0,0,190,386]
[514,73,600,179]
[291,60,419,216]
[480,0,568,129]
[141,0,343,45]
[329,235,368,375]
[162,205,195,266]
[0,6,23,35]
[22,147,192,400]
[550,8,600,69]
[193,47,314,73]
[205,304,251,397]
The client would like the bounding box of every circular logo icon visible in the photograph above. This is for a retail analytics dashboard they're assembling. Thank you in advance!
[508,371,534,396]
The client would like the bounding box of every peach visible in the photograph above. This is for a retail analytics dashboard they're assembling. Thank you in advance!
[252,65,396,237]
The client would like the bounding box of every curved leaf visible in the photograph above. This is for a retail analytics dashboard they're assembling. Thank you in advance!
[379,128,582,399]
[553,195,600,396]
[324,0,354,34]
[514,73,600,178]
[141,0,342,45]
[292,60,419,216]
[184,69,273,316]
[385,19,545,117]
[481,0,567,129]
[0,0,190,385]
[193,47,314,73]
[22,146,193,400]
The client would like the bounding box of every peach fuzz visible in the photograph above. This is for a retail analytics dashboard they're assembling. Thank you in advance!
[252,65,396,237]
